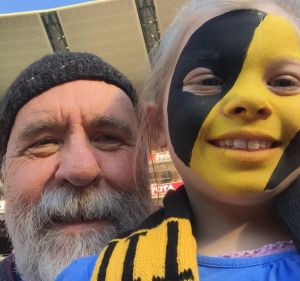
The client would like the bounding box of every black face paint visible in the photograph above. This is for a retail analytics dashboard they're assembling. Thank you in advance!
[266,131,300,190]
[167,9,266,166]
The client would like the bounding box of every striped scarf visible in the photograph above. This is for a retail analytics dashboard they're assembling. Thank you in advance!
[91,186,199,281]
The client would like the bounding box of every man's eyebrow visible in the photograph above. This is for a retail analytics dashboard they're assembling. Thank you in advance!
[89,116,135,135]
[17,117,136,142]
[17,120,64,142]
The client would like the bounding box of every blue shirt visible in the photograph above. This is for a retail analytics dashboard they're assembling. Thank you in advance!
[56,250,300,280]
[198,250,300,280]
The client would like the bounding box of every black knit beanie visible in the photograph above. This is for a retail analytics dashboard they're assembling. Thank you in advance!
[0,52,137,163]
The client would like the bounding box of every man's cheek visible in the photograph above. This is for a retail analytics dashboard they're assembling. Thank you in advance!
[2,158,28,190]
[3,158,50,201]
[101,152,137,190]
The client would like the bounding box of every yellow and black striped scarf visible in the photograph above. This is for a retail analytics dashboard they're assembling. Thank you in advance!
[91,186,199,281]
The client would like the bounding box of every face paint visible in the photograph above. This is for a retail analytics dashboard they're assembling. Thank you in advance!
[167,10,300,196]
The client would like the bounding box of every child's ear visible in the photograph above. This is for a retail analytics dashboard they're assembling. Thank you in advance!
[145,103,167,149]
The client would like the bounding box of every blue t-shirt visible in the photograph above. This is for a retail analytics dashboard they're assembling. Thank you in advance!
[56,250,300,281]
[197,250,300,280]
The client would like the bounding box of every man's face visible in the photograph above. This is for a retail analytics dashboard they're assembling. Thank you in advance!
[165,9,300,204]
[2,80,151,281]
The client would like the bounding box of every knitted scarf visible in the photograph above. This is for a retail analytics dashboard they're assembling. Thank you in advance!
[91,186,199,281]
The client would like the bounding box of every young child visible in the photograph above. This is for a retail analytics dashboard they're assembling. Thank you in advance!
[56,0,300,280]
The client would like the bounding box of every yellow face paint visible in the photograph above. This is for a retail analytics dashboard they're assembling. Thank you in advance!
[189,14,300,196]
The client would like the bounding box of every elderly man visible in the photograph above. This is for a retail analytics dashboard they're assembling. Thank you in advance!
[0,52,153,281]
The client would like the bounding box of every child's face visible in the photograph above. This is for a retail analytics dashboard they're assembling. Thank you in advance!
[165,9,300,202]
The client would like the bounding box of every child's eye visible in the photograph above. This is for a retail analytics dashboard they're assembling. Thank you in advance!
[183,67,224,95]
[267,75,300,95]
[200,76,224,86]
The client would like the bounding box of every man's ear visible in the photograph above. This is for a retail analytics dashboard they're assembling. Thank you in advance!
[145,103,167,149]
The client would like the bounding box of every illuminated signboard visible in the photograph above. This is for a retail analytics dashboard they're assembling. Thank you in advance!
[151,181,182,198]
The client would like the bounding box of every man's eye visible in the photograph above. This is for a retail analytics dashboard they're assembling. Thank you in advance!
[94,135,120,142]
[183,67,224,95]
[267,75,300,95]
[26,138,60,157]
[92,135,123,150]
[30,138,60,147]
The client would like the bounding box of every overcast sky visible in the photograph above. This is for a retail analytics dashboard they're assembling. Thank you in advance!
[0,0,95,14]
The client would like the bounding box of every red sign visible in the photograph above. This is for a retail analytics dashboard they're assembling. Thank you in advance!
[151,181,183,198]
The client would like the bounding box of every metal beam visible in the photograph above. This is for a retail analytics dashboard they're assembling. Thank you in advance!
[135,0,160,54]
[40,12,69,53]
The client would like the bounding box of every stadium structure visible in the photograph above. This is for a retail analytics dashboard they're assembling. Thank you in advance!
[0,0,189,96]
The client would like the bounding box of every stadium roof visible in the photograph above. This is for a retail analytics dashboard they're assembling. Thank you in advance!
[0,0,188,97]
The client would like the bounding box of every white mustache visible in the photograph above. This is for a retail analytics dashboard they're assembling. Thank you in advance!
[4,182,152,281]
[35,183,144,231]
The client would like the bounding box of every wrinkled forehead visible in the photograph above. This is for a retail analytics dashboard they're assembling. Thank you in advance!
[8,81,138,142]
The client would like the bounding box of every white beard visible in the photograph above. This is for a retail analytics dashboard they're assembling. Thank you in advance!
[4,183,152,281]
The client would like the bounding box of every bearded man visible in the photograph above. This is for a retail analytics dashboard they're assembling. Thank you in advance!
[0,52,153,281]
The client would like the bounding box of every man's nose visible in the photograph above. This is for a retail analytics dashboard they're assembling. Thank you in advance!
[55,137,101,187]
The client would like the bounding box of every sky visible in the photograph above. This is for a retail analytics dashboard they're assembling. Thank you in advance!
[0,0,96,14]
